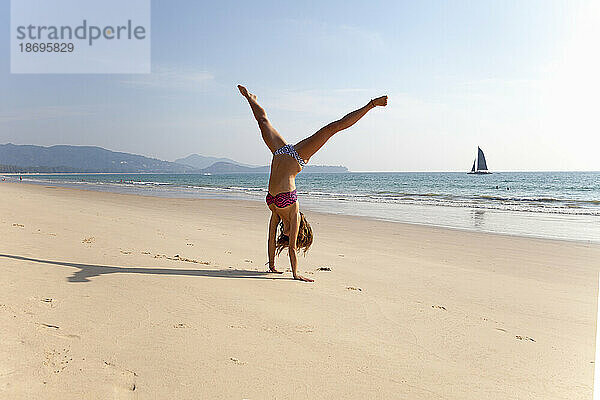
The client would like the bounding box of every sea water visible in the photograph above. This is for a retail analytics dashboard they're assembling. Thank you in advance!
[11,171,600,243]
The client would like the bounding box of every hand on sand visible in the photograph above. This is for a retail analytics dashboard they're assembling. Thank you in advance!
[237,85,257,101]
[372,95,388,107]
[294,275,314,283]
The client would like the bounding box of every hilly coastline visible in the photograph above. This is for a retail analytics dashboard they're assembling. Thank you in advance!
[0,144,348,174]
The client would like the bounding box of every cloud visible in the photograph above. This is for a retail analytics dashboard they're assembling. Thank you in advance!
[0,105,95,123]
[337,24,385,51]
[119,65,214,90]
[262,87,376,116]
[281,18,386,53]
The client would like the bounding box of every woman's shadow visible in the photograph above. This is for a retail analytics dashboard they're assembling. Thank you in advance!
[0,254,278,283]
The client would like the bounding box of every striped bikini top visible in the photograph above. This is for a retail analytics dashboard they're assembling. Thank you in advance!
[273,144,306,168]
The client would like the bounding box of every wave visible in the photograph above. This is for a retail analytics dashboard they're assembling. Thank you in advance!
[334,190,600,208]
[19,175,600,216]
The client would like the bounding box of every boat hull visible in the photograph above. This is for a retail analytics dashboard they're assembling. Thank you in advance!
[467,171,492,175]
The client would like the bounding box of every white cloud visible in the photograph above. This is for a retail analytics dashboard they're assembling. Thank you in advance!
[282,19,386,53]
[261,87,377,117]
[120,65,214,90]
[0,105,95,123]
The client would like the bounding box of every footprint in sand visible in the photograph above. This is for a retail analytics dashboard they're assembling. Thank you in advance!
[103,360,137,394]
[40,298,56,309]
[186,243,194,246]
[39,323,60,329]
[152,254,210,265]
[141,251,151,255]
[432,305,447,311]
[173,323,190,329]
[244,259,253,263]
[12,223,24,228]
[316,267,332,271]
[295,325,314,333]
[36,229,57,237]
[81,237,95,244]
[229,357,246,365]
[37,322,81,339]
[119,250,132,255]
[515,335,536,342]
[346,286,362,292]
[173,255,209,264]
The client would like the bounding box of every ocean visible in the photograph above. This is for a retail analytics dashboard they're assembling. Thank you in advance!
[8,171,600,243]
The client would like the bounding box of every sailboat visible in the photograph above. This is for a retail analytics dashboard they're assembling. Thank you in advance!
[467,146,492,175]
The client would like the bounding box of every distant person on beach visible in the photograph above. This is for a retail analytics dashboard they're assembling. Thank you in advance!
[238,85,387,282]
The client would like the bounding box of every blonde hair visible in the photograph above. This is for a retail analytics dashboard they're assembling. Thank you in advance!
[276,212,313,256]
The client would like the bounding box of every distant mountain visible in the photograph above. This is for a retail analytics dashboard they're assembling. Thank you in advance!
[174,154,254,169]
[201,161,348,174]
[0,143,196,173]
[0,144,349,174]
[201,162,268,174]
[0,164,79,173]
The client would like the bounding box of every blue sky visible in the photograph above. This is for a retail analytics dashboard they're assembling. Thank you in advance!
[1,0,598,171]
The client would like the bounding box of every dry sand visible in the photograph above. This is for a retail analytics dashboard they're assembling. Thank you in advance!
[0,182,599,399]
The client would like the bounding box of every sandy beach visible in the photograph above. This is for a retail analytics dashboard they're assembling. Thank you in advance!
[0,182,598,399]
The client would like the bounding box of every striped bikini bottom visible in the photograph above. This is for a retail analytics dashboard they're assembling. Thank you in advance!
[266,189,298,208]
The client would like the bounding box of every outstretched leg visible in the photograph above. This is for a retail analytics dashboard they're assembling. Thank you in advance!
[295,96,388,163]
[238,85,286,153]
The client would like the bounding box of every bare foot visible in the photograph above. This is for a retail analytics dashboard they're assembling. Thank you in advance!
[294,275,314,283]
[372,95,388,107]
[237,85,257,102]
[268,266,284,274]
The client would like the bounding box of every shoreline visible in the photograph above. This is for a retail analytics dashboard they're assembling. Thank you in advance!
[1,182,599,399]
[4,170,600,174]
[0,181,571,244]
[7,178,600,244]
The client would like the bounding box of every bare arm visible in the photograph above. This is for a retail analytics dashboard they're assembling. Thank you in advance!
[288,212,313,282]
[267,212,282,273]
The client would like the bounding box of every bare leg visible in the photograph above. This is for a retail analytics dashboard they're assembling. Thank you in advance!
[295,95,388,163]
[238,85,286,153]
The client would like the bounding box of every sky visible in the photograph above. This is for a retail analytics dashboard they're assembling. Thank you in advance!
[1,0,599,171]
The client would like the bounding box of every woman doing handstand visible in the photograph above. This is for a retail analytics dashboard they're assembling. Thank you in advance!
[238,85,388,282]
